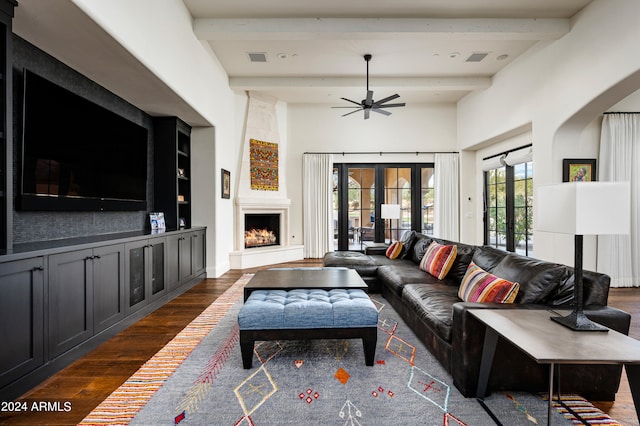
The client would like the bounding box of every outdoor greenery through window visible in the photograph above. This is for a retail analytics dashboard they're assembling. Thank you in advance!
[485,161,533,256]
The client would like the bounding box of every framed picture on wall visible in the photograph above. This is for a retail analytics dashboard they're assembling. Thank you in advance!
[222,169,231,199]
[563,159,597,182]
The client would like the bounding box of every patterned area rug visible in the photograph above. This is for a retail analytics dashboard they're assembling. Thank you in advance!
[81,275,621,425]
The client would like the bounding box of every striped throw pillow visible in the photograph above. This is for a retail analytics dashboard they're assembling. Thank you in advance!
[419,241,457,279]
[385,241,403,259]
[458,261,519,303]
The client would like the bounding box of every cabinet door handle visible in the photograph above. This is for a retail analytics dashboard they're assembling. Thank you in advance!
[94,255,101,259]
[32,266,44,272]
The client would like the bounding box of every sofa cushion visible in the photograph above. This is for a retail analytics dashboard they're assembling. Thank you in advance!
[436,239,477,284]
[491,253,570,304]
[458,261,519,303]
[471,246,507,272]
[377,262,440,296]
[385,241,403,259]
[399,230,418,259]
[402,283,459,343]
[419,241,457,279]
[323,251,380,277]
[409,233,434,264]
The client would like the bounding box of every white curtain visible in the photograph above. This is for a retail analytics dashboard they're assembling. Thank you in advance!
[433,153,459,241]
[303,154,334,258]
[597,113,640,287]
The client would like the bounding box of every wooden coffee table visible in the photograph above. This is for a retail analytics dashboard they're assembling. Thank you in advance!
[470,309,640,425]
[243,268,368,301]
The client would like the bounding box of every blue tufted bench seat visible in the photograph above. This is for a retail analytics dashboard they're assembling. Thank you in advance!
[238,288,378,368]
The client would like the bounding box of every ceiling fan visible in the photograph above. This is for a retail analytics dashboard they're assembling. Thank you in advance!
[333,54,405,120]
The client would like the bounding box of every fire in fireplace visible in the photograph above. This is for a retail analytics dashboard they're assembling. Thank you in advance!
[244,213,280,248]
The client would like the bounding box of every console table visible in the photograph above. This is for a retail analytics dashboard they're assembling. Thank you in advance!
[470,309,640,425]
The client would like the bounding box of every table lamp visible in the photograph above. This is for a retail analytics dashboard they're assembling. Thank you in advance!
[380,204,401,244]
[537,181,630,331]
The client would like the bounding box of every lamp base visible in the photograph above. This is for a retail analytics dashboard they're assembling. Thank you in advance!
[550,310,609,332]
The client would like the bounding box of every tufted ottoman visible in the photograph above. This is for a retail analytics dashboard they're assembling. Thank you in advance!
[238,288,378,368]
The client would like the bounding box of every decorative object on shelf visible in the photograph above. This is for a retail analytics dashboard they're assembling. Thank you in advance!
[537,181,630,331]
[249,138,279,191]
[380,204,401,244]
[179,217,186,229]
[177,195,185,202]
[178,168,186,177]
[563,158,596,182]
[221,169,230,199]
[149,212,166,233]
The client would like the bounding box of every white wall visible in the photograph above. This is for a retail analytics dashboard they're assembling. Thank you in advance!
[457,0,640,268]
[287,103,457,246]
[73,0,241,277]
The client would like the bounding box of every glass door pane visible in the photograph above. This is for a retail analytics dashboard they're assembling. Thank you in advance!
[513,162,534,256]
[421,167,435,235]
[333,168,339,250]
[487,167,507,251]
[384,167,411,243]
[348,167,376,250]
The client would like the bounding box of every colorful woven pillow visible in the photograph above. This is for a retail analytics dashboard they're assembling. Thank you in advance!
[385,241,403,259]
[458,261,519,303]
[419,241,457,279]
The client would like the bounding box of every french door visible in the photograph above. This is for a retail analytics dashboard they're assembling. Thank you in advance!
[333,163,434,251]
[484,161,534,256]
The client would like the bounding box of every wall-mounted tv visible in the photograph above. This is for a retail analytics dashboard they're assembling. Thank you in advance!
[19,69,148,211]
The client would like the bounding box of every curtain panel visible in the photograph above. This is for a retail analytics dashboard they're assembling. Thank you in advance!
[433,153,460,241]
[303,154,334,258]
[597,113,640,287]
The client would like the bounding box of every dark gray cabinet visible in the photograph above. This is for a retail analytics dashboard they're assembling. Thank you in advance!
[125,236,167,314]
[93,244,125,333]
[0,227,204,400]
[0,257,44,389]
[48,244,124,357]
[48,249,95,357]
[167,229,205,290]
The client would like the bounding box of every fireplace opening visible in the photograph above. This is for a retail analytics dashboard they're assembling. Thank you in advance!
[244,213,280,248]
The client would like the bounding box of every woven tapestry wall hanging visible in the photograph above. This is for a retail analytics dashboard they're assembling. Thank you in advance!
[249,138,279,191]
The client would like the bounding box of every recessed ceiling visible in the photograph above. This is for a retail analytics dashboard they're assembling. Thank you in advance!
[185,0,593,104]
[12,0,594,125]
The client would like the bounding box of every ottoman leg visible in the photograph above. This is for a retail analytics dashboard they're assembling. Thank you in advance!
[363,328,377,366]
[240,331,254,369]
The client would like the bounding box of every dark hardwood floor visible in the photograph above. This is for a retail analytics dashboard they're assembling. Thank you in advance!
[0,258,638,425]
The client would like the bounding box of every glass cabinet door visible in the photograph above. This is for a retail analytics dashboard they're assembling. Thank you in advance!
[151,241,165,295]
[128,245,146,308]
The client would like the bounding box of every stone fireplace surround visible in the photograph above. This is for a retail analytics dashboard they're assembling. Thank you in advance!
[229,197,304,269]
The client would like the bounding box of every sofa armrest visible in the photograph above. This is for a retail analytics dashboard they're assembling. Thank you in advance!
[364,246,388,255]
[450,302,631,398]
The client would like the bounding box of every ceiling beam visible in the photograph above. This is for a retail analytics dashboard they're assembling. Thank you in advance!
[194,18,569,41]
[229,76,491,91]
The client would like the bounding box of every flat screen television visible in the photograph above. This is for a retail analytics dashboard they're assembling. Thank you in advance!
[19,69,148,211]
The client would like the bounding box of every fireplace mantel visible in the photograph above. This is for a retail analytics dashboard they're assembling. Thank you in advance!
[230,197,303,268]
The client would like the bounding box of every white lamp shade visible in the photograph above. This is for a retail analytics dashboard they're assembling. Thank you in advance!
[380,204,401,219]
[536,182,630,235]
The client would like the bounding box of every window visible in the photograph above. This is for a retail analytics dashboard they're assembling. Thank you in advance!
[484,147,533,256]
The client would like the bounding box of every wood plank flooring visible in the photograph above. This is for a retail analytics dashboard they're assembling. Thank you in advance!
[0,258,638,425]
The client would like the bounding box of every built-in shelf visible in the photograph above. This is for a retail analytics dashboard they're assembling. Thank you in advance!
[154,117,192,230]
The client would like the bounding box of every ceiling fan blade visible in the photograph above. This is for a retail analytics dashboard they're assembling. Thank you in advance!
[340,97,363,107]
[332,106,362,109]
[364,108,371,120]
[365,90,374,105]
[376,103,406,108]
[372,108,391,116]
[341,108,363,117]
[374,94,400,105]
